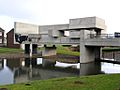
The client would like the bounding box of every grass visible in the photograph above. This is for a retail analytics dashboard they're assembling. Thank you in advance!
[1,46,120,56]
[1,74,120,90]
[56,45,79,56]
[102,47,120,52]
[0,47,23,54]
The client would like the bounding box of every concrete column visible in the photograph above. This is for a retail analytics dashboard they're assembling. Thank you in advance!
[42,45,56,56]
[80,30,94,63]
[32,44,38,54]
[24,44,38,55]
[80,45,102,63]
[25,44,30,54]
[80,30,102,63]
[80,45,96,63]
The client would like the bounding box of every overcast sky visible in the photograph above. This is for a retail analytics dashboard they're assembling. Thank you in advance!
[0,0,120,34]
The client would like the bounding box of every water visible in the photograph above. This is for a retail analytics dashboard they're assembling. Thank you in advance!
[0,58,120,85]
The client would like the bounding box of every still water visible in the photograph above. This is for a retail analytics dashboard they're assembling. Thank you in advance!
[0,58,120,85]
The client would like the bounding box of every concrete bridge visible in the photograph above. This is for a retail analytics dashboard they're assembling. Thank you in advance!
[14,16,120,63]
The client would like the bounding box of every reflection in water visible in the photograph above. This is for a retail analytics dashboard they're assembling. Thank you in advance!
[80,62,103,76]
[0,58,120,85]
[0,59,13,85]
[101,62,120,73]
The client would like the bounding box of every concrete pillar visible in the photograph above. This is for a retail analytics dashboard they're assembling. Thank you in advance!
[32,44,38,54]
[80,62,101,76]
[42,45,56,56]
[25,44,30,54]
[24,44,38,55]
[80,30,94,63]
[80,30,102,63]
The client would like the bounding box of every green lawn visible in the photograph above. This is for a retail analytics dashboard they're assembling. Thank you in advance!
[1,74,120,90]
[56,45,79,56]
[1,46,120,56]
[0,47,23,54]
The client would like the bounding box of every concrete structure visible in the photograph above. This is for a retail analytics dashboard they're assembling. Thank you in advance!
[13,16,120,63]
[42,45,56,56]
[0,27,5,46]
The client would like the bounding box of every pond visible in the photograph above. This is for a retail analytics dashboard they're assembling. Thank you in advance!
[0,58,120,85]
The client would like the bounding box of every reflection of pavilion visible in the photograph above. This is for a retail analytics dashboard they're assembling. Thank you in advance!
[0,58,103,85]
[80,62,104,76]
[6,58,79,84]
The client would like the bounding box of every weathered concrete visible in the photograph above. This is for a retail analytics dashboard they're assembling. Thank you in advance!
[14,16,120,63]
[69,16,106,30]
[14,22,39,34]
[85,38,120,47]
[80,29,102,63]
[42,45,57,56]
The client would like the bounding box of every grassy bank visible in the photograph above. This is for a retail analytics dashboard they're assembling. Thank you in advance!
[1,46,120,56]
[56,45,79,56]
[1,74,120,90]
[0,47,23,54]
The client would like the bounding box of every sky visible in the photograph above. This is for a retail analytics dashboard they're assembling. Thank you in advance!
[0,0,120,34]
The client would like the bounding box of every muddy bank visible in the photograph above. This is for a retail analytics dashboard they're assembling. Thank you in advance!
[0,53,41,59]
[0,53,79,63]
[44,54,79,63]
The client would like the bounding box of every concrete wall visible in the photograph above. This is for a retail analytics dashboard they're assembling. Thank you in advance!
[39,24,69,37]
[14,22,39,34]
[69,31,80,38]
[42,46,56,56]
[69,16,106,30]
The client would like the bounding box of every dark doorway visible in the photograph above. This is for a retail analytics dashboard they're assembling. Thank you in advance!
[25,44,30,54]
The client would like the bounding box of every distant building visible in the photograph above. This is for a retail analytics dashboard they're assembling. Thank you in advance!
[0,27,5,46]
[7,29,20,48]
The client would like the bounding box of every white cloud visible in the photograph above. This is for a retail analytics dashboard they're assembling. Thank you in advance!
[0,0,120,34]
[0,15,14,33]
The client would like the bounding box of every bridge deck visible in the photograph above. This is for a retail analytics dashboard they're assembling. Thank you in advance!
[23,34,120,47]
[85,38,120,47]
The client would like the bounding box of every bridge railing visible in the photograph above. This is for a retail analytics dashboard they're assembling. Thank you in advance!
[60,37,80,44]
[26,36,80,44]
[87,34,115,39]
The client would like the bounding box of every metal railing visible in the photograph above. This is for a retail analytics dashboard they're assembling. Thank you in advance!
[87,34,115,39]
[26,36,80,44]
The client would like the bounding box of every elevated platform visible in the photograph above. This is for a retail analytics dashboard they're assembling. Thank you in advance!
[85,38,120,47]
[13,16,120,63]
